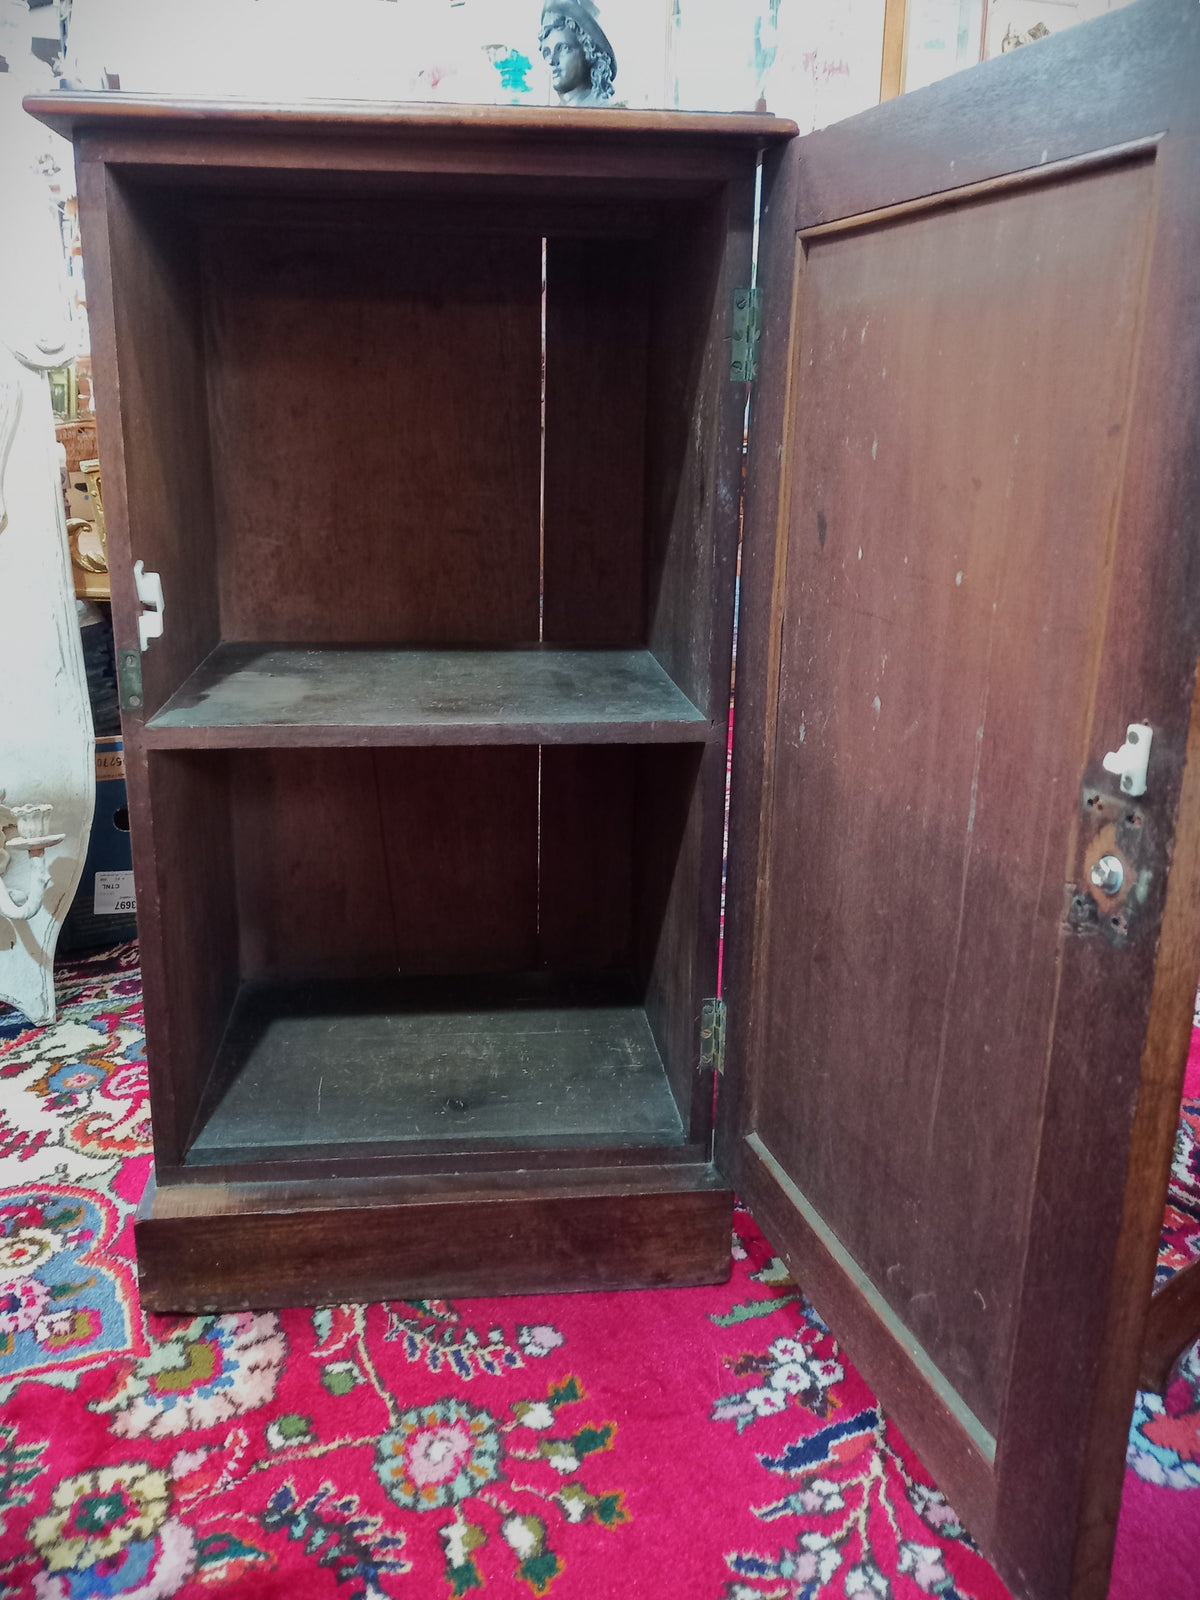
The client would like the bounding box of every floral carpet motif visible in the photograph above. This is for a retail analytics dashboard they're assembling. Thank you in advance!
[0,945,1197,1599]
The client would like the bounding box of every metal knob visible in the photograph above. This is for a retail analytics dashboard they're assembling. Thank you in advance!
[1089,854,1124,896]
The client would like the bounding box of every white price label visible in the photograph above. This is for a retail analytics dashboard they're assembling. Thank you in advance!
[94,870,136,916]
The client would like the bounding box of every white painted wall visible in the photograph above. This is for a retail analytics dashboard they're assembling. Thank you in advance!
[63,0,887,126]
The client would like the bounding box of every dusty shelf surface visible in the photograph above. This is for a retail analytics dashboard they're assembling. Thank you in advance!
[146,644,709,746]
[187,973,688,1163]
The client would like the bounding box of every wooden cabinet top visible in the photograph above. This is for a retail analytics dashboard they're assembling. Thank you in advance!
[25,92,798,150]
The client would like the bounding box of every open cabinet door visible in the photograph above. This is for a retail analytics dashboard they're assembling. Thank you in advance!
[721,4,1200,1598]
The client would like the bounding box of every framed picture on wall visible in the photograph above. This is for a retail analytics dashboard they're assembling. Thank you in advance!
[881,0,1135,97]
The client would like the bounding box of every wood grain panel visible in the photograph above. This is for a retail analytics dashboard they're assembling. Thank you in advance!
[636,743,713,1134]
[635,182,751,1138]
[727,14,1200,1592]
[232,748,539,980]
[538,746,636,974]
[138,750,239,1171]
[136,1164,733,1311]
[231,748,394,980]
[376,747,539,976]
[543,236,649,645]
[203,222,541,644]
[77,164,220,717]
[753,159,1157,1436]
[644,194,746,716]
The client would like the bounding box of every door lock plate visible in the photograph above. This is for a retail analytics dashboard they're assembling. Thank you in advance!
[1072,789,1150,946]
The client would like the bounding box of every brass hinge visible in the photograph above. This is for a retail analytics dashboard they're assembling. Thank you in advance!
[700,997,727,1076]
[730,286,761,382]
[117,648,144,713]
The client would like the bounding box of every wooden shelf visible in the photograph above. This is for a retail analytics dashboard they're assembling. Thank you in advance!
[144,644,709,747]
[187,974,687,1165]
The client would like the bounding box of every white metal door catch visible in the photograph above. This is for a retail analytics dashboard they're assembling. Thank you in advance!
[1102,723,1152,797]
[134,560,164,652]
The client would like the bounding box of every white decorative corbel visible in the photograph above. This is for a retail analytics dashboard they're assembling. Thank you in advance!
[0,799,67,922]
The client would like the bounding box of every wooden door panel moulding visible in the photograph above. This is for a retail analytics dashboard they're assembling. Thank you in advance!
[793,0,1196,232]
[735,1134,999,1546]
[745,1134,998,1466]
[797,133,1162,242]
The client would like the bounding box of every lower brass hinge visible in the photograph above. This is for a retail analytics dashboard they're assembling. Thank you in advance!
[700,997,727,1076]
[118,648,144,713]
[730,287,761,382]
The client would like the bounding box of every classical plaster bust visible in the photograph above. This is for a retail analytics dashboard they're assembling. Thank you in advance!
[539,1,617,107]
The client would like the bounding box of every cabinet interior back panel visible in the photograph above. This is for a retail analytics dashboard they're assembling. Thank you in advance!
[201,222,543,644]
[231,747,542,979]
[543,234,649,646]
[226,745,697,988]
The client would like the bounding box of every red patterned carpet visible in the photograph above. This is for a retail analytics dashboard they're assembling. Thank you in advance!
[0,944,1197,1599]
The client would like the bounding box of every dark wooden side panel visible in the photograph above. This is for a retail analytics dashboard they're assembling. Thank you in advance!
[543,235,649,646]
[636,743,712,1136]
[233,748,539,980]
[633,182,751,1140]
[138,751,239,1171]
[643,190,749,717]
[202,221,541,644]
[76,155,221,717]
[719,131,803,1167]
[538,746,635,974]
[136,1166,733,1310]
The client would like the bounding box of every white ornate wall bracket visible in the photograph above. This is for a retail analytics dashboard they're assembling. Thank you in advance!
[0,800,68,922]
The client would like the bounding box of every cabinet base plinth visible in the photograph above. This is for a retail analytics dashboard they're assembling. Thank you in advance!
[135,1166,733,1311]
